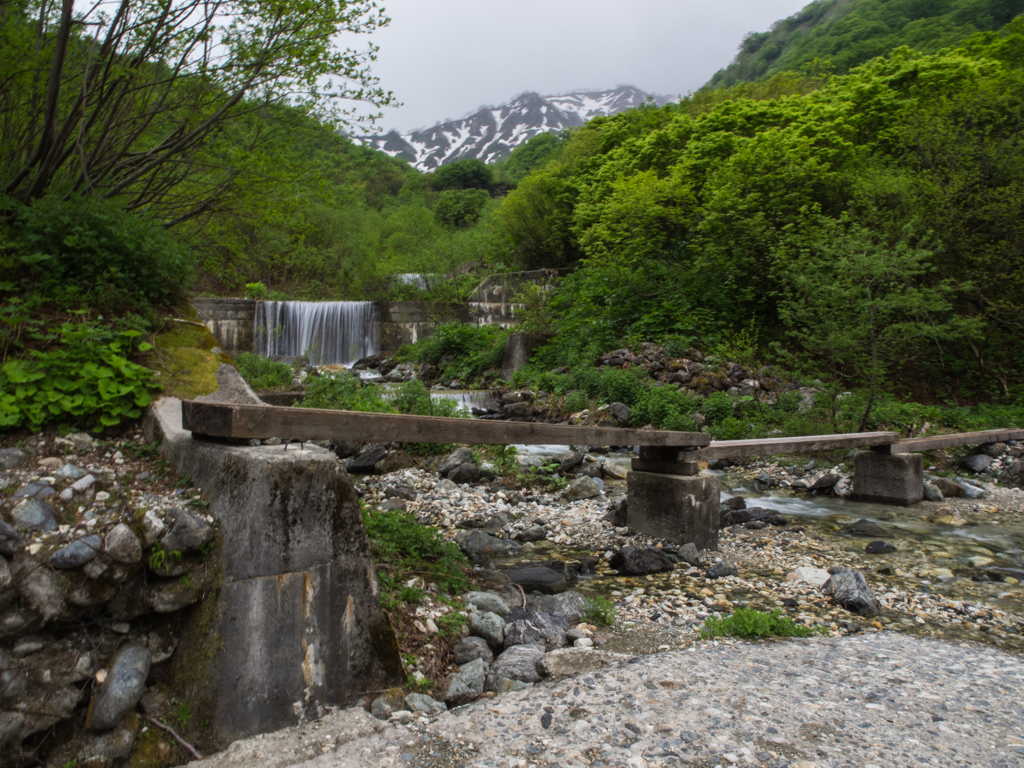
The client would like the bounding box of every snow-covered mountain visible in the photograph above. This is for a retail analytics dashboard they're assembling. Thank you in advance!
[355,85,671,171]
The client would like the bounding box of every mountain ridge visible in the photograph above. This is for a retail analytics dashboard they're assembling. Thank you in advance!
[355,85,672,171]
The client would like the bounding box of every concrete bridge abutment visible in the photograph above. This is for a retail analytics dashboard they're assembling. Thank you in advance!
[851,449,924,506]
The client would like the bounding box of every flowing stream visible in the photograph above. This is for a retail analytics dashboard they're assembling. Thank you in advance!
[254,300,378,365]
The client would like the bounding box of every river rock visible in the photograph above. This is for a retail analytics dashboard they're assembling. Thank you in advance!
[706,560,739,579]
[159,507,213,554]
[609,402,631,426]
[469,611,505,650]
[54,463,86,480]
[144,579,201,613]
[345,446,387,474]
[462,591,509,616]
[140,510,167,546]
[559,451,585,473]
[0,448,28,470]
[602,461,629,480]
[957,481,987,500]
[609,546,674,576]
[485,644,545,691]
[722,496,747,511]
[370,687,406,720]
[960,454,993,474]
[848,518,890,537]
[104,525,142,565]
[809,473,840,491]
[446,658,487,706]
[11,499,57,532]
[931,478,964,498]
[500,565,568,594]
[454,530,522,561]
[865,540,897,554]
[89,644,151,730]
[59,717,138,765]
[0,557,9,591]
[513,525,548,542]
[504,612,568,650]
[11,481,55,502]
[0,521,22,556]
[12,554,63,622]
[374,452,418,475]
[526,591,590,623]
[404,692,446,714]
[438,447,474,476]
[48,535,103,569]
[822,570,881,616]
[923,483,944,502]
[579,463,603,479]
[448,462,480,484]
[452,636,493,666]
[538,648,630,678]
[70,474,96,494]
[561,476,602,500]
[679,542,700,565]
[786,566,830,586]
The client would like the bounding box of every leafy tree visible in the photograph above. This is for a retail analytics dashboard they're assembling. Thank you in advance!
[433,189,490,229]
[429,159,493,191]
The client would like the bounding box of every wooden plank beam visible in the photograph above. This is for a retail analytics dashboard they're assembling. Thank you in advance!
[181,401,711,447]
[891,429,1024,454]
[694,431,898,461]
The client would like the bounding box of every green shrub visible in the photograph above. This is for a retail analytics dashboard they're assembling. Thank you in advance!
[405,322,508,383]
[0,322,158,431]
[700,608,825,640]
[583,595,616,626]
[631,386,700,430]
[661,335,693,358]
[299,372,389,412]
[702,391,735,425]
[362,507,469,598]
[563,390,589,413]
[2,194,192,314]
[234,352,293,391]
[244,282,267,299]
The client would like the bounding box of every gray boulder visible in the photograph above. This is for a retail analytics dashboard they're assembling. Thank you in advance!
[809,473,840,491]
[931,478,964,498]
[89,644,151,730]
[609,402,631,426]
[438,447,474,476]
[12,554,64,622]
[526,591,590,623]
[559,451,585,473]
[485,644,545,692]
[48,535,103,569]
[706,560,738,579]
[448,462,480,484]
[848,518,890,537]
[452,636,493,666]
[345,446,387,474]
[504,612,568,650]
[54,463,86,480]
[462,591,509,616]
[159,507,213,554]
[960,454,993,474]
[500,566,568,594]
[454,530,522,562]
[538,648,630,678]
[469,611,505,650]
[105,525,142,565]
[561,476,602,500]
[956,480,987,500]
[11,481,55,502]
[446,658,487,706]
[865,540,897,554]
[513,525,547,543]
[11,499,57,532]
[822,570,881,617]
[0,521,23,556]
[404,692,446,714]
[609,546,674,576]
[370,688,405,720]
[0,448,28,470]
[679,542,700,566]
[923,483,944,502]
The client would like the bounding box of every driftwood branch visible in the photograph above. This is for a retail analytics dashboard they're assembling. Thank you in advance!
[144,715,202,760]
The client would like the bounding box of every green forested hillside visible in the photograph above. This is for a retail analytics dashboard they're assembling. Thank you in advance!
[709,0,1024,87]
[499,18,1024,405]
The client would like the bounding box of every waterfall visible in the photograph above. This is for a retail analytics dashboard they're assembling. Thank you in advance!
[253,301,379,365]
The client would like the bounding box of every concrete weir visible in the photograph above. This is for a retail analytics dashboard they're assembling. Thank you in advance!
[144,383,402,747]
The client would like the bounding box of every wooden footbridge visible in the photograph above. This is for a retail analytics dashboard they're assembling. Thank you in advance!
[181,401,1022,473]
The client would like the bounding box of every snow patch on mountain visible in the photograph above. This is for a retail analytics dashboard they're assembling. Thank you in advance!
[355,85,672,171]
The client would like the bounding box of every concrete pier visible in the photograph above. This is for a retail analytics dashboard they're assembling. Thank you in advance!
[626,471,720,550]
[851,450,924,506]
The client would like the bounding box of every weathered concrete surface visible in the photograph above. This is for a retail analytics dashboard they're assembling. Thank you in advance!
[146,394,402,748]
[190,632,1024,768]
[626,471,719,550]
[852,450,924,506]
[500,331,552,381]
[191,298,257,357]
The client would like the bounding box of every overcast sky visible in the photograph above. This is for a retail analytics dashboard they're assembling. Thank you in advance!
[358,0,811,133]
